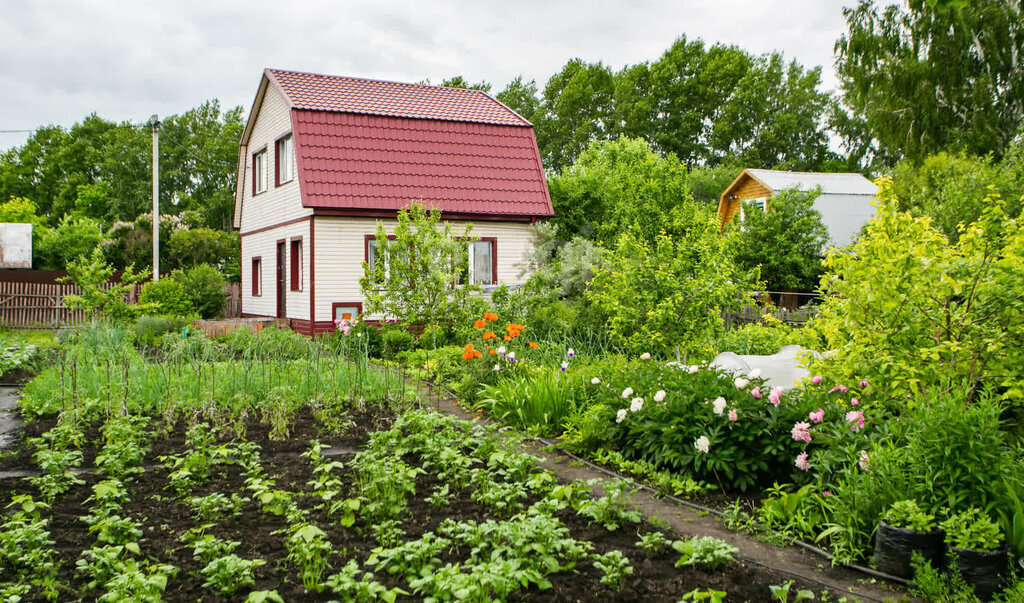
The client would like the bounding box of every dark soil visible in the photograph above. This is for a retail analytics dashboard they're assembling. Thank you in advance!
[1,407,842,602]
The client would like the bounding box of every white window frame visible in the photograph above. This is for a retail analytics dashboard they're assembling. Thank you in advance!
[277,135,294,185]
[253,149,267,195]
[739,197,767,231]
[467,240,494,285]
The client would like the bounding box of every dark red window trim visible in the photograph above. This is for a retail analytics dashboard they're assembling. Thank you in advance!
[290,237,303,291]
[331,302,364,322]
[274,133,292,187]
[251,256,262,297]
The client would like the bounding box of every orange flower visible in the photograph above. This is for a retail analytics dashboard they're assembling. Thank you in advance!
[483,312,498,321]
[528,341,538,349]
[505,323,525,338]
[482,331,496,340]
[503,335,511,341]
[489,349,496,355]
[461,344,482,359]
[473,319,487,328]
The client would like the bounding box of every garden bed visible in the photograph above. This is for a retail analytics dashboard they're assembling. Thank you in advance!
[1,405,836,602]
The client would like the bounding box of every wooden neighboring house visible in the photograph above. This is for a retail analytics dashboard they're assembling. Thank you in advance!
[233,68,553,336]
[717,169,878,246]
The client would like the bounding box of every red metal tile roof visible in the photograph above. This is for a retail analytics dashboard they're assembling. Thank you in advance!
[292,110,553,217]
[267,68,531,126]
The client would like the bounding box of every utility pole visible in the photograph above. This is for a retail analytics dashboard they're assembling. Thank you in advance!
[150,114,160,281]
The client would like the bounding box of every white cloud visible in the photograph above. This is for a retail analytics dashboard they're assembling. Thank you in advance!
[0,0,855,149]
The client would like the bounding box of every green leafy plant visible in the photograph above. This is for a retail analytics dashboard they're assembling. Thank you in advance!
[672,536,738,571]
[941,508,1004,552]
[60,247,151,323]
[324,559,407,603]
[769,580,816,602]
[882,500,936,532]
[680,589,728,602]
[635,531,671,552]
[592,550,633,592]
[574,479,642,531]
[279,523,333,591]
[201,554,265,595]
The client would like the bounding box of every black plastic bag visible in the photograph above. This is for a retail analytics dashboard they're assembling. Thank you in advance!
[874,520,944,578]
[948,546,1008,601]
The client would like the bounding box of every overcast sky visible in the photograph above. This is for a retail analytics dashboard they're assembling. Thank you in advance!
[0,0,856,151]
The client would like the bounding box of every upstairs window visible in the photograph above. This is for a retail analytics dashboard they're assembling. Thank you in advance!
[276,135,294,186]
[290,239,302,291]
[252,149,267,195]
[468,240,495,285]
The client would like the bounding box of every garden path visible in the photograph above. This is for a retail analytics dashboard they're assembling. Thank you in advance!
[0,386,22,450]
[433,393,913,603]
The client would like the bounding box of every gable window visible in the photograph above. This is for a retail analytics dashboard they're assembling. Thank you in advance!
[290,239,302,291]
[251,257,262,296]
[468,239,495,285]
[252,149,267,195]
[275,134,294,186]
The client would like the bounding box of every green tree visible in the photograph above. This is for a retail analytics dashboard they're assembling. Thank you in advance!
[731,188,829,293]
[585,203,745,356]
[34,215,104,270]
[548,137,690,246]
[439,76,492,92]
[708,54,833,169]
[891,150,1024,243]
[60,247,150,324]
[534,59,616,173]
[835,0,1024,163]
[359,203,483,327]
[813,177,1024,403]
[495,76,540,122]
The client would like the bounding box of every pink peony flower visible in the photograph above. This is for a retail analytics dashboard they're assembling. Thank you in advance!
[829,384,849,394]
[768,386,783,407]
[750,386,762,399]
[791,421,812,443]
[823,490,832,497]
[850,397,859,406]
[859,450,872,471]
[859,380,869,388]
[846,411,865,431]
[795,452,811,472]
[809,408,825,424]
[728,409,739,422]
[811,375,822,385]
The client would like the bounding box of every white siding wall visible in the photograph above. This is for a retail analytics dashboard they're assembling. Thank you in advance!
[239,85,309,233]
[240,221,311,320]
[313,217,534,322]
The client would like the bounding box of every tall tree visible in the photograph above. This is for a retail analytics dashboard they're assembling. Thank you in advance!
[533,59,616,173]
[439,76,492,92]
[836,0,1024,164]
[495,76,540,122]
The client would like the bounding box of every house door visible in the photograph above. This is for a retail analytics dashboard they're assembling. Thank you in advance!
[276,241,287,318]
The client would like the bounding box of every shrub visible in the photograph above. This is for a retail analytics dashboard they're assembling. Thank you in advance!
[714,315,822,355]
[171,264,226,319]
[381,327,415,360]
[139,279,193,317]
[133,316,174,348]
[813,176,1024,404]
[416,324,449,350]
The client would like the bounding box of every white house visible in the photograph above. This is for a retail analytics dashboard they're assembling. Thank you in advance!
[717,168,878,246]
[233,68,553,335]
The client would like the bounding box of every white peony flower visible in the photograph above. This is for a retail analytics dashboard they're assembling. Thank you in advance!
[621,387,634,399]
[748,368,762,379]
[653,390,666,403]
[712,396,728,415]
[687,365,699,374]
[640,353,651,361]
[734,377,749,389]
[591,377,601,385]
[630,397,644,412]
[616,408,628,423]
[694,435,711,454]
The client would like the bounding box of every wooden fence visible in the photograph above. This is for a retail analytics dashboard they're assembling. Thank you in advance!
[0,277,242,329]
[0,280,132,330]
[722,304,820,328]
